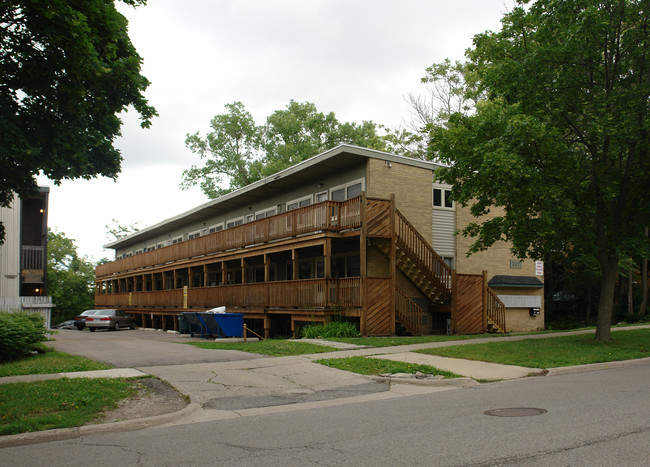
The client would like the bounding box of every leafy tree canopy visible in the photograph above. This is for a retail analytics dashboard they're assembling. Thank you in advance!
[0,0,156,242]
[47,229,96,325]
[182,100,388,198]
[430,0,650,341]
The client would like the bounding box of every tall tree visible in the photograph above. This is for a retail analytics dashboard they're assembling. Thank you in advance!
[182,100,387,198]
[47,229,96,325]
[0,0,156,243]
[430,0,650,341]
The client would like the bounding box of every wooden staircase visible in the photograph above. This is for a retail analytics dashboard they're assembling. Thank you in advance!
[374,206,506,335]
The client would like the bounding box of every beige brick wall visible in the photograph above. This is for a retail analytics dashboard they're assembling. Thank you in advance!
[366,159,433,243]
[491,285,545,332]
[455,204,545,331]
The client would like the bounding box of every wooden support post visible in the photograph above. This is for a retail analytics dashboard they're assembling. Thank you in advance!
[451,269,457,335]
[241,258,247,284]
[482,270,488,333]
[389,193,396,335]
[360,190,367,336]
[292,249,299,281]
[324,238,332,279]
[264,314,271,339]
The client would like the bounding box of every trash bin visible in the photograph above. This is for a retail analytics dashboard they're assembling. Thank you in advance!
[178,313,189,334]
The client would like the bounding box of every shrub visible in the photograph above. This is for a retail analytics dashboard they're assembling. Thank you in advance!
[0,312,47,362]
[301,321,360,339]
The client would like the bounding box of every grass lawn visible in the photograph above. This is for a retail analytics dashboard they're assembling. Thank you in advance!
[0,351,112,377]
[0,378,138,435]
[185,339,341,356]
[416,329,650,368]
[316,356,461,378]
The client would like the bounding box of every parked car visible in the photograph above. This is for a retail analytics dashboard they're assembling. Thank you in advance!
[73,309,102,330]
[85,309,135,332]
[53,320,77,330]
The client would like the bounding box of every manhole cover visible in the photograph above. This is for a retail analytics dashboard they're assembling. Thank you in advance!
[485,407,547,417]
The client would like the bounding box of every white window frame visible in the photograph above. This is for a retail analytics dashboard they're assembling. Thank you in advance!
[226,216,244,229]
[433,184,454,210]
[286,194,313,211]
[188,230,201,240]
[208,223,224,233]
[255,206,277,220]
[315,191,328,203]
[171,235,183,244]
[330,178,365,201]
[245,214,255,223]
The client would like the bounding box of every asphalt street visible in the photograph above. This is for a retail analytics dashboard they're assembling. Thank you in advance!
[2,360,649,466]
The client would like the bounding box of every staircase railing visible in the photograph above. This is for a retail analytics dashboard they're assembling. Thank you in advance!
[486,288,506,333]
[395,286,427,336]
[395,210,452,301]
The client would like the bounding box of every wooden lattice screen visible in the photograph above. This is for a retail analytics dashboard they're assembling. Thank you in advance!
[454,273,485,334]
[365,278,392,335]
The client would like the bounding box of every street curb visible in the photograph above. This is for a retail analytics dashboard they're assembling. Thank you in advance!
[545,356,650,376]
[369,375,479,388]
[0,403,202,449]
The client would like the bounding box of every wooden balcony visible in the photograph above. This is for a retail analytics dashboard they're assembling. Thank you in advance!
[94,277,362,310]
[97,197,362,278]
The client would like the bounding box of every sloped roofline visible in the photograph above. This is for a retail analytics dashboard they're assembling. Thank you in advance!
[104,144,441,249]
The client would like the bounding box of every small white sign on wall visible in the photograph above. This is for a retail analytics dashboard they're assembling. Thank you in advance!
[535,261,544,276]
[497,295,542,308]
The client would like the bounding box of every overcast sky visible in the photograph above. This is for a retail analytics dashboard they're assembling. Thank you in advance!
[38,0,512,261]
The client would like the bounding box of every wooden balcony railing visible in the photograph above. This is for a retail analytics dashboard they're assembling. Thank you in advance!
[94,278,362,310]
[97,197,362,278]
[22,246,45,271]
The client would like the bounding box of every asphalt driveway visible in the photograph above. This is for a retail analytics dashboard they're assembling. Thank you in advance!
[46,328,260,367]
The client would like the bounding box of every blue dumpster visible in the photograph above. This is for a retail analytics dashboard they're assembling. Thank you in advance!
[199,312,244,338]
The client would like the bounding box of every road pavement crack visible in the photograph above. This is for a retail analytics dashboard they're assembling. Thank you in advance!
[465,424,650,466]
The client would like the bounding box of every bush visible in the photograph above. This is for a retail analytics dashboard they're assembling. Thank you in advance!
[0,312,47,362]
[301,321,360,339]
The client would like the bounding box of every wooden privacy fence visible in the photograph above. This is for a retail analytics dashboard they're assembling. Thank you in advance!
[95,278,362,310]
[453,271,506,334]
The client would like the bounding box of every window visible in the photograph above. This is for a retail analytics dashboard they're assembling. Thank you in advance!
[331,254,361,278]
[226,217,243,228]
[208,223,224,233]
[188,231,201,240]
[246,214,254,223]
[442,256,454,269]
[316,191,328,202]
[255,207,277,220]
[330,178,364,201]
[286,195,312,211]
[433,187,453,208]
[171,236,183,244]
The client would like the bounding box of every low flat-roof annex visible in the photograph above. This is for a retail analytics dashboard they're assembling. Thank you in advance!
[105,144,441,250]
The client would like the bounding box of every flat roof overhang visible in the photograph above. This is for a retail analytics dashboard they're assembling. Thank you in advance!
[105,145,441,250]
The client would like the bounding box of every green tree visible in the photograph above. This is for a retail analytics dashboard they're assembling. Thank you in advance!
[105,218,141,242]
[0,0,156,243]
[430,0,650,341]
[47,229,96,325]
[182,100,387,198]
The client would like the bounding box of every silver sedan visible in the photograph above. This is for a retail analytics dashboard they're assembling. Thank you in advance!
[85,309,135,332]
